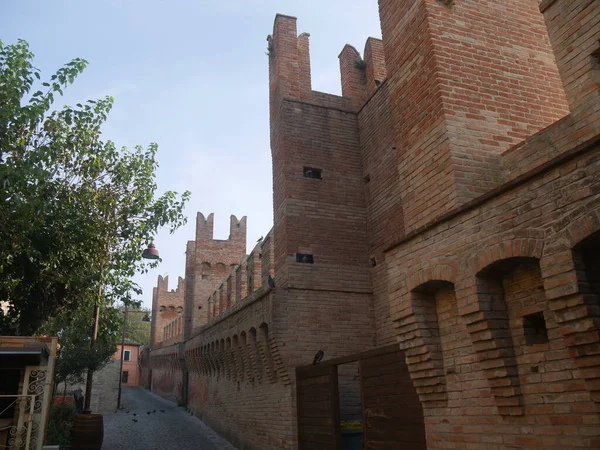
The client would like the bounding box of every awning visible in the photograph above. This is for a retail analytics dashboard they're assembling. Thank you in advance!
[0,345,49,367]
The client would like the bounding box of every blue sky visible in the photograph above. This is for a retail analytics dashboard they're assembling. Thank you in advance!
[1,0,382,309]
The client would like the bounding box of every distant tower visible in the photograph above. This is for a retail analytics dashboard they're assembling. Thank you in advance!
[150,275,185,346]
[183,213,247,339]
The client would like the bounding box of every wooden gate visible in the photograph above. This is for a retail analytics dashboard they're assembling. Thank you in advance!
[296,364,341,450]
[360,347,426,450]
[296,345,426,450]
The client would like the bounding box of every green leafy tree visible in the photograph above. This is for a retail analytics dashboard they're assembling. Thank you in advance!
[120,306,151,346]
[0,39,190,335]
[39,305,122,388]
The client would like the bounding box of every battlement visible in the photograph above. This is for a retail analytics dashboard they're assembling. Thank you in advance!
[269,14,387,113]
[156,274,185,295]
[338,38,387,110]
[163,314,184,345]
[195,212,247,254]
[151,275,185,346]
[178,212,250,338]
[205,230,274,324]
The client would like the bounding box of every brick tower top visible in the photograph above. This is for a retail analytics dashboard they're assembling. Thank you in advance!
[150,275,185,346]
[184,212,248,338]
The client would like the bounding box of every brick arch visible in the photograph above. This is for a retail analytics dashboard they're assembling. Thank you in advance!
[209,341,219,376]
[541,208,600,299]
[258,323,277,384]
[240,331,250,381]
[231,335,242,381]
[459,254,547,416]
[407,263,457,292]
[395,277,457,408]
[541,208,600,402]
[219,338,226,378]
[469,238,544,278]
[248,327,263,383]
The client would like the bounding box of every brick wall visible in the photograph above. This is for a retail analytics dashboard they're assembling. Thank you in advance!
[541,0,600,111]
[377,0,569,232]
[187,213,247,337]
[388,140,600,447]
[67,360,120,413]
[151,275,184,346]
[145,2,600,448]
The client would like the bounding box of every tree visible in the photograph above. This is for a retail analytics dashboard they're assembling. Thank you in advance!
[39,305,122,388]
[120,306,151,346]
[0,39,191,335]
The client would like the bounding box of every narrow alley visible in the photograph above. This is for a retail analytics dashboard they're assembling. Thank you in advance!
[102,387,236,450]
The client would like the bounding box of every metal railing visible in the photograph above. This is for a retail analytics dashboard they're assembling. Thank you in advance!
[0,394,37,449]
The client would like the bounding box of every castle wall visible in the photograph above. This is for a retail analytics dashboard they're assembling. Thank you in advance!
[185,292,295,450]
[150,343,183,404]
[377,0,569,233]
[387,136,600,448]
[144,1,600,449]
[151,275,184,347]
[357,81,400,346]
[186,213,247,338]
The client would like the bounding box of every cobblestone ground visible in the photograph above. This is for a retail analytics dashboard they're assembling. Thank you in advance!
[102,386,236,450]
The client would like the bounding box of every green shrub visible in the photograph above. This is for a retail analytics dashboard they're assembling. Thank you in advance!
[46,403,77,449]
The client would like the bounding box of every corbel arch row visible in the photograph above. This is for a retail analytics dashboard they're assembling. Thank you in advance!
[183,322,288,386]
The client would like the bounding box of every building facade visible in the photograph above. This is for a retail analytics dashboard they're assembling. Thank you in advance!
[115,343,142,387]
[145,0,600,448]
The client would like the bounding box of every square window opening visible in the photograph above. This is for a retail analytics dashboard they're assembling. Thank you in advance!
[296,253,314,264]
[303,167,322,179]
[523,312,549,345]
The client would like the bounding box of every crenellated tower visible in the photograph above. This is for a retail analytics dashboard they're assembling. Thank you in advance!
[268,14,376,362]
[150,275,185,346]
[183,212,247,339]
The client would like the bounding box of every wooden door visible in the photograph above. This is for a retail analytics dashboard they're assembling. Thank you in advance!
[296,364,341,450]
[360,348,426,450]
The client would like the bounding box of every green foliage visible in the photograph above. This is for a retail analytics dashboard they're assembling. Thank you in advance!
[39,305,121,385]
[354,58,367,71]
[0,39,190,335]
[46,403,78,448]
[120,306,151,346]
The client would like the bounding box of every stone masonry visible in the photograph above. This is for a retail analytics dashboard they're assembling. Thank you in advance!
[145,0,600,449]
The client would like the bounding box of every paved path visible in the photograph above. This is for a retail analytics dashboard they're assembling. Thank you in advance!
[102,386,236,450]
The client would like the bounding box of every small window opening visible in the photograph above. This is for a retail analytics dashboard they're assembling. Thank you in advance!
[363,174,371,184]
[296,253,314,264]
[591,45,600,82]
[122,371,129,383]
[369,257,377,267]
[201,274,209,280]
[303,167,322,179]
[123,350,131,361]
[523,312,548,345]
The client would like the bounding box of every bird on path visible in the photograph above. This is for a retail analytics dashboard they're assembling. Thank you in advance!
[153,410,156,413]
[132,419,138,423]
[313,350,324,366]
[132,413,137,417]
[160,409,165,413]
[147,411,151,415]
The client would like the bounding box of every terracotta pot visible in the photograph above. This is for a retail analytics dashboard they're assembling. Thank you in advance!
[70,412,103,450]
